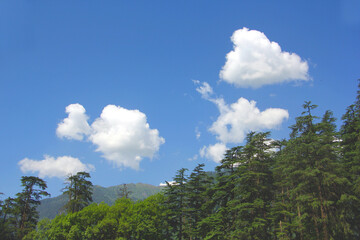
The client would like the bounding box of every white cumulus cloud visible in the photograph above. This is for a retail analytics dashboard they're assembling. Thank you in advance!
[219,27,310,88]
[56,103,91,140]
[89,105,165,170]
[195,81,289,163]
[200,143,228,163]
[18,155,95,178]
[57,104,165,170]
[210,97,289,144]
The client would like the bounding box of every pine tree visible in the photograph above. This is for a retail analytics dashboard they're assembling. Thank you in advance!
[271,139,295,240]
[229,132,274,240]
[200,146,242,239]
[163,168,188,240]
[0,196,17,239]
[118,184,132,199]
[63,171,93,213]
[15,176,50,239]
[280,102,350,240]
[340,80,360,238]
[184,163,213,239]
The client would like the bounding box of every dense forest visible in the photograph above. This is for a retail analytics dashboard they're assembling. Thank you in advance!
[1,81,360,240]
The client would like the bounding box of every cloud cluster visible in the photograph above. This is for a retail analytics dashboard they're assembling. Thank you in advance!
[56,104,165,170]
[18,155,95,178]
[195,81,289,162]
[219,27,309,88]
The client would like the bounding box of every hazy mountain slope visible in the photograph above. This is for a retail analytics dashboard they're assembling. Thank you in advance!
[38,183,164,219]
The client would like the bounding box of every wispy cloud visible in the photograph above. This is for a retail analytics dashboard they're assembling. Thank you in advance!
[195,127,201,140]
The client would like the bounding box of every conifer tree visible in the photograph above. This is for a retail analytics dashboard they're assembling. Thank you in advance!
[63,171,93,213]
[280,102,350,240]
[0,196,17,239]
[340,80,360,238]
[15,176,50,239]
[163,168,188,240]
[271,139,295,240]
[118,184,132,199]
[230,132,274,240]
[185,163,213,239]
[200,146,242,239]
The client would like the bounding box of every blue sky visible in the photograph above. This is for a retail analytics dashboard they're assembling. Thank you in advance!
[1,0,359,198]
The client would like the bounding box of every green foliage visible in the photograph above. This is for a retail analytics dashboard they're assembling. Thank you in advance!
[1,176,49,240]
[63,172,93,214]
[16,176,50,239]
[117,184,132,199]
[0,196,17,239]
[163,168,188,239]
[26,193,168,239]
[185,164,213,239]
[230,132,275,240]
[339,79,360,238]
[273,102,355,239]
[37,183,164,219]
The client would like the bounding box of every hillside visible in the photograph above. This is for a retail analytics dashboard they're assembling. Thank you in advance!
[38,183,164,219]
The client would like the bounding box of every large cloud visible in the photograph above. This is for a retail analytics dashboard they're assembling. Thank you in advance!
[89,105,165,170]
[18,155,95,178]
[219,28,310,88]
[209,97,289,144]
[195,81,289,162]
[57,104,165,170]
[56,104,91,140]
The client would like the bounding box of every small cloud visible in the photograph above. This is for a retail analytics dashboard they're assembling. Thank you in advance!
[18,155,95,179]
[159,181,178,187]
[269,93,276,97]
[195,81,214,99]
[195,127,201,139]
[219,27,310,88]
[264,139,279,153]
[56,104,91,140]
[188,154,198,161]
[200,143,228,163]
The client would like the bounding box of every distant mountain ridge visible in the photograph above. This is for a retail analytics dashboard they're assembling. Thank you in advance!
[38,183,164,219]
